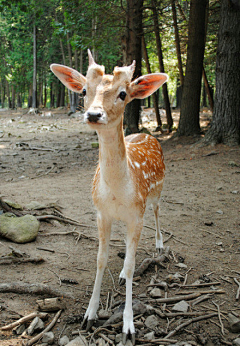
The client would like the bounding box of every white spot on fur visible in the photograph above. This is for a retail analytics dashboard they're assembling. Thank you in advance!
[134,162,140,168]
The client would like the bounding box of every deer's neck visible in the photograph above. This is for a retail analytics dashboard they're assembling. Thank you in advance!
[97,119,129,185]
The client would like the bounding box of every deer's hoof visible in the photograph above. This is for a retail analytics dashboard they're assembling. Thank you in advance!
[122,332,135,345]
[119,277,126,286]
[86,319,94,331]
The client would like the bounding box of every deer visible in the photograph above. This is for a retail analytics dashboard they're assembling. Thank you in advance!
[50,50,168,345]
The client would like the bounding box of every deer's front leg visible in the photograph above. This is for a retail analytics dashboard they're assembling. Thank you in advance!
[122,218,143,345]
[83,212,112,330]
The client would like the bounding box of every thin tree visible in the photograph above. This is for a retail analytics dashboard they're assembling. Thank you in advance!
[142,35,162,130]
[32,22,37,109]
[204,0,240,145]
[178,0,208,136]
[151,0,173,131]
[123,0,144,134]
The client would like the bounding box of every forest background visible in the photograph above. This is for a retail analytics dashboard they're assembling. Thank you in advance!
[0,0,239,145]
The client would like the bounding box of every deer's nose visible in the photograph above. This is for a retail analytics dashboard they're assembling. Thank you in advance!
[86,111,102,123]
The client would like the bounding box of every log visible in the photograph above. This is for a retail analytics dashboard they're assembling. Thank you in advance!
[36,297,66,312]
[0,282,74,299]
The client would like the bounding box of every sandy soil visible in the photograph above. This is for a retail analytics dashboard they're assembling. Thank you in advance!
[0,108,239,346]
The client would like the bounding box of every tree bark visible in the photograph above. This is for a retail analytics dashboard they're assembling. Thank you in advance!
[151,0,173,131]
[32,23,37,109]
[123,0,143,135]
[142,35,162,129]
[178,0,208,136]
[204,0,240,145]
[171,0,184,86]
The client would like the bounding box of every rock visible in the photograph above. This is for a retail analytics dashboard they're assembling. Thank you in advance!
[98,309,112,319]
[144,331,155,340]
[4,200,23,210]
[13,324,26,335]
[0,213,40,243]
[166,272,184,283]
[150,287,162,298]
[59,336,70,346]
[132,300,147,315]
[175,263,188,269]
[172,300,189,313]
[145,315,159,329]
[233,338,240,346]
[65,336,88,346]
[42,332,54,344]
[27,317,45,335]
[228,313,240,333]
[25,201,47,210]
[115,334,122,344]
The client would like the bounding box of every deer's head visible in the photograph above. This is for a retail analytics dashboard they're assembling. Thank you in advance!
[50,50,168,129]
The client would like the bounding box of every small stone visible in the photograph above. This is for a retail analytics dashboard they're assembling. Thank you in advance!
[150,287,162,298]
[231,190,239,194]
[42,332,54,344]
[216,209,223,214]
[98,309,112,319]
[175,263,188,269]
[115,333,122,344]
[172,300,189,313]
[59,336,70,346]
[13,324,26,335]
[144,331,155,340]
[27,317,45,335]
[233,338,240,346]
[65,336,88,346]
[4,200,23,210]
[145,315,159,329]
[228,313,240,333]
[132,300,147,315]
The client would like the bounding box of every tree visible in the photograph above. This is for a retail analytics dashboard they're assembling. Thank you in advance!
[123,0,143,134]
[178,0,208,136]
[151,0,173,130]
[204,0,240,145]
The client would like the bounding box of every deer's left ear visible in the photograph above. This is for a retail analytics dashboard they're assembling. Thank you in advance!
[129,73,168,100]
[50,64,86,93]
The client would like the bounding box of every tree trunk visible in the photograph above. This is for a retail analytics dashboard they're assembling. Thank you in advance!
[11,85,15,109]
[123,0,143,135]
[204,0,240,145]
[151,0,173,131]
[142,35,162,129]
[171,0,184,86]
[178,0,208,136]
[32,23,37,109]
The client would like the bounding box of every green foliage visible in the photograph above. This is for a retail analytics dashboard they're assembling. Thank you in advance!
[0,0,220,109]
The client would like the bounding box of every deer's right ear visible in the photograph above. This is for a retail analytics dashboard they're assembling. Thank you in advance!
[50,64,86,93]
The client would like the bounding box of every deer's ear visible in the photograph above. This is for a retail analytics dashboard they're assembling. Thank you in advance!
[129,73,168,100]
[50,64,86,93]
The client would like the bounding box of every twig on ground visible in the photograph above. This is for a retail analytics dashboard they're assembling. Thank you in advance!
[36,214,96,229]
[1,312,48,331]
[40,229,98,242]
[36,247,55,253]
[25,310,62,346]
[154,292,201,304]
[234,278,240,300]
[181,281,221,288]
[212,301,225,335]
[47,268,62,286]
[164,313,217,339]
[144,225,187,245]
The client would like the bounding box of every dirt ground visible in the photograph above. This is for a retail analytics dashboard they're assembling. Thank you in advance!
[0,108,239,346]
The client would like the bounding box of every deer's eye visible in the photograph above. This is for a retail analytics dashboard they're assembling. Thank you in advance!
[82,89,86,96]
[119,91,127,101]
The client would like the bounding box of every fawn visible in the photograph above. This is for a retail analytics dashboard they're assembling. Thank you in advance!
[51,50,168,344]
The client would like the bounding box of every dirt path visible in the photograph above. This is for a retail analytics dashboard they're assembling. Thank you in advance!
[0,109,239,346]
